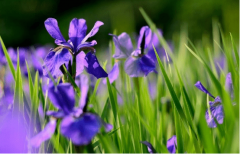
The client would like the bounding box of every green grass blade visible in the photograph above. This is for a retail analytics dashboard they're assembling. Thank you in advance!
[0,37,16,79]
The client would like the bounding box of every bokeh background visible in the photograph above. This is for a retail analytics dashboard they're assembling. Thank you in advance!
[0,0,238,48]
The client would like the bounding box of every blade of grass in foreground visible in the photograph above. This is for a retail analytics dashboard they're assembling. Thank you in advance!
[0,37,16,80]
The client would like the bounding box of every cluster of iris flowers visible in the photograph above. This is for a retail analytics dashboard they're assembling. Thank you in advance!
[0,16,236,153]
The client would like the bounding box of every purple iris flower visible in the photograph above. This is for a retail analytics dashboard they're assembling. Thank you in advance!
[43,18,107,79]
[195,81,224,128]
[30,83,112,147]
[140,135,177,153]
[110,26,157,77]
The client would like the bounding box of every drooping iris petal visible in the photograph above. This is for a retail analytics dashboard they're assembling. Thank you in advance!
[76,51,86,77]
[124,54,155,77]
[60,113,102,145]
[44,18,66,45]
[110,33,133,59]
[137,26,152,49]
[46,110,66,118]
[42,48,72,78]
[167,135,177,153]
[81,21,104,43]
[205,96,224,128]
[69,18,87,51]
[48,83,75,115]
[76,40,97,52]
[195,81,215,98]
[30,119,57,147]
[84,52,108,79]
[103,62,119,84]
[140,141,156,153]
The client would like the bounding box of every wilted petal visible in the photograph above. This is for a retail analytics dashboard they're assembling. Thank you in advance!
[60,113,103,145]
[69,18,87,51]
[43,48,72,78]
[44,18,66,45]
[81,21,104,43]
[140,141,156,153]
[167,135,177,153]
[30,119,57,147]
[124,55,155,77]
[110,33,133,59]
[195,81,215,98]
[76,51,86,76]
[84,52,108,79]
[48,83,75,115]
[137,26,152,49]
[205,96,224,128]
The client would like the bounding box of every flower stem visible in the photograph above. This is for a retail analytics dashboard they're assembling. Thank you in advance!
[72,55,76,80]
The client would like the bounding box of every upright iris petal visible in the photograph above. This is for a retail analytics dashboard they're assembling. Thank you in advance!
[44,18,67,45]
[140,141,156,153]
[167,135,177,153]
[69,18,87,52]
[84,52,108,79]
[195,81,215,98]
[110,33,133,59]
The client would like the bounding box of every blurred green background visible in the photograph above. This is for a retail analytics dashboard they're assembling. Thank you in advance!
[0,0,238,48]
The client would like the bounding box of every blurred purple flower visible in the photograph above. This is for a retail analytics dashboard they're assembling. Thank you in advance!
[140,135,177,153]
[110,26,157,77]
[0,112,29,152]
[195,81,224,128]
[30,83,112,147]
[140,141,156,153]
[43,18,107,79]
[167,135,177,153]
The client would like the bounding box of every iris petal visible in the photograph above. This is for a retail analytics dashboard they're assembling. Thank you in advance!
[195,81,215,98]
[69,18,87,51]
[110,33,133,59]
[84,52,108,79]
[48,83,75,115]
[43,48,72,78]
[76,51,86,77]
[30,119,57,147]
[140,141,156,153]
[60,113,102,145]
[124,55,155,77]
[44,18,66,45]
[205,96,224,128]
[167,135,177,153]
[137,26,152,49]
[81,21,104,43]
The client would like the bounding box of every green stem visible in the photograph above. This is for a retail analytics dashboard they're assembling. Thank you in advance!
[72,55,77,80]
